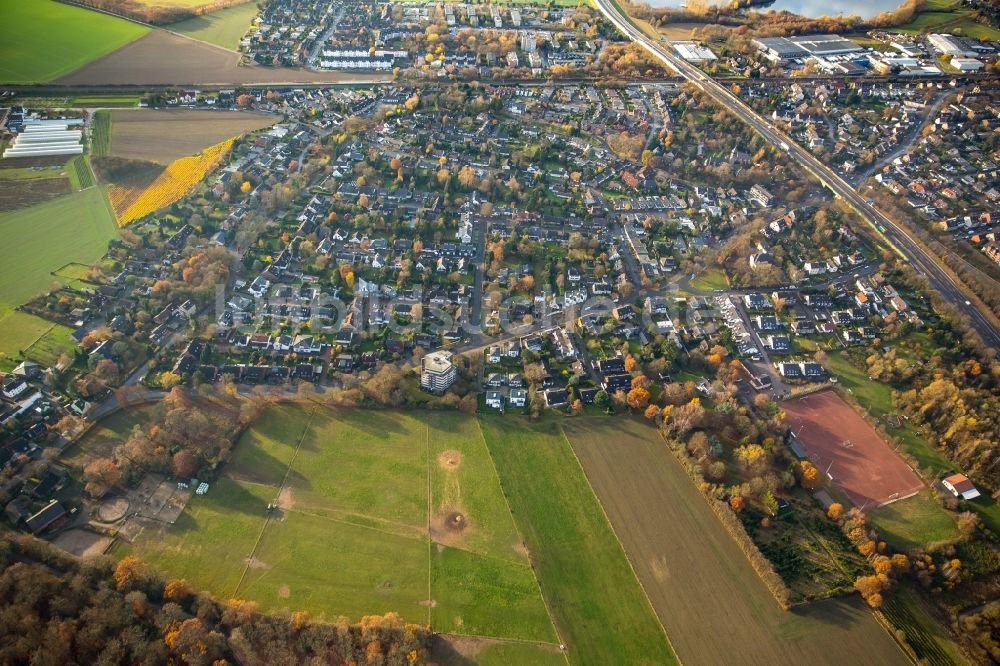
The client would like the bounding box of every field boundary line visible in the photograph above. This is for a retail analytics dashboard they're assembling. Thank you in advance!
[558,423,683,666]
[475,418,569,660]
[232,405,316,598]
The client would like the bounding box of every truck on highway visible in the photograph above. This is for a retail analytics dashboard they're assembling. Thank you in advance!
[779,141,790,151]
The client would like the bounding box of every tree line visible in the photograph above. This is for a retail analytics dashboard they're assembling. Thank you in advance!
[61,0,249,25]
[0,532,431,665]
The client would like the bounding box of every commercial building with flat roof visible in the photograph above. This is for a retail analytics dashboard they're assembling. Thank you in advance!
[755,34,862,62]
[673,41,718,64]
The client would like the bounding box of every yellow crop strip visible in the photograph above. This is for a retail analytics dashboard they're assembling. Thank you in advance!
[111,137,235,226]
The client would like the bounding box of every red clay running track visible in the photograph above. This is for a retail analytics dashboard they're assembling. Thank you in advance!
[782,391,923,510]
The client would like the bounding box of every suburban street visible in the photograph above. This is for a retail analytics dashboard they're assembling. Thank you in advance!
[593,0,1000,351]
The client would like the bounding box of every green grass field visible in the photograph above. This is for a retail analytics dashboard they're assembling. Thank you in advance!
[0,188,118,307]
[72,96,142,108]
[0,307,73,372]
[169,2,259,49]
[479,416,676,666]
[868,491,960,552]
[564,417,909,665]
[129,406,559,645]
[689,266,728,291]
[0,0,149,84]
[893,0,1000,40]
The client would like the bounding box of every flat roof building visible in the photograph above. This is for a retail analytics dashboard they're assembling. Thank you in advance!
[927,33,979,57]
[421,350,456,393]
[755,34,862,62]
[673,41,718,64]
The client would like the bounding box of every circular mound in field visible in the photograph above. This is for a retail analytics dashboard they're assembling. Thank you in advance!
[444,511,468,533]
[437,450,462,470]
[98,497,129,522]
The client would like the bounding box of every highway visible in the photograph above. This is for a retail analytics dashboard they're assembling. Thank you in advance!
[594,0,1000,351]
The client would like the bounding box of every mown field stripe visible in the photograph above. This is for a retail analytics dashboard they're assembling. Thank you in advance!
[426,422,433,626]
[233,406,316,598]
[478,416,677,666]
[557,424,682,665]
[475,418,569,660]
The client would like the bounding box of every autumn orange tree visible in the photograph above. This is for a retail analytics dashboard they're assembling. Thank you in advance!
[626,386,651,409]
[800,460,820,489]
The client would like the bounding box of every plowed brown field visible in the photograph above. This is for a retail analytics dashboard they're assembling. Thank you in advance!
[57,31,390,86]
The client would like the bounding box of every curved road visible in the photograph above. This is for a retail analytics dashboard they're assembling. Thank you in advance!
[594,0,1000,350]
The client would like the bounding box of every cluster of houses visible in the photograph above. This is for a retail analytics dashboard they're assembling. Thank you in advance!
[874,88,1000,239]
[233,0,618,75]
[746,79,938,177]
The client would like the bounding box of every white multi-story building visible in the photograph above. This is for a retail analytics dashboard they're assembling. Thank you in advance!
[421,350,456,392]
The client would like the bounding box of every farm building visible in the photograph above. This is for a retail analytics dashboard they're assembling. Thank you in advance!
[941,473,980,500]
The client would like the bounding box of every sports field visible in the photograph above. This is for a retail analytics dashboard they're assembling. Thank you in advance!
[128,406,560,645]
[479,416,676,666]
[564,417,909,666]
[782,391,924,509]
[0,188,118,307]
[0,0,149,84]
[109,110,275,164]
[170,2,259,49]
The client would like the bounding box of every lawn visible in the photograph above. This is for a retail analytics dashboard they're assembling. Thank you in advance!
[689,266,728,291]
[0,0,149,84]
[564,417,909,666]
[868,491,960,552]
[431,545,556,641]
[0,307,72,371]
[23,320,76,367]
[129,406,558,641]
[170,2,260,49]
[478,416,676,666]
[0,188,118,307]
